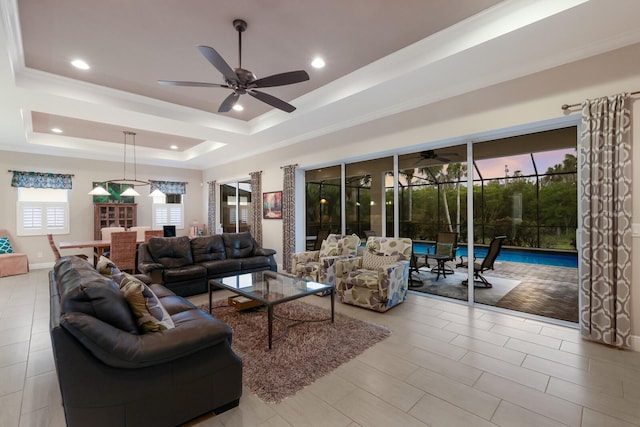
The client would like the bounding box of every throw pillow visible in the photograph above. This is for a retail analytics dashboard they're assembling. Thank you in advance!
[96,255,123,285]
[362,250,399,270]
[435,243,453,257]
[0,237,14,254]
[120,273,175,333]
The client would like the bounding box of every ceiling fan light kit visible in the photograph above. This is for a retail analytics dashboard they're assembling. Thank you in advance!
[158,19,309,113]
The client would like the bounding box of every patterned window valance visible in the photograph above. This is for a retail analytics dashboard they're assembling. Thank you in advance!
[10,170,73,189]
[150,180,187,195]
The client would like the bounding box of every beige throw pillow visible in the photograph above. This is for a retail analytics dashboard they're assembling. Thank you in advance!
[362,250,399,270]
[120,273,175,333]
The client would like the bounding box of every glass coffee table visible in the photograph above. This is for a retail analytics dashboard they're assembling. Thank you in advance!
[208,271,334,349]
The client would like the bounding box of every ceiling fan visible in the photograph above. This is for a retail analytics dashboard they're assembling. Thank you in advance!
[416,150,458,164]
[158,19,310,113]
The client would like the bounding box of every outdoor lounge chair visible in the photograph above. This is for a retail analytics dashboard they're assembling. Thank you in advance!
[458,235,506,288]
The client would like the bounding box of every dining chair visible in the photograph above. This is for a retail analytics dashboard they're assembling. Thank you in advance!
[129,226,151,242]
[101,226,125,242]
[47,234,89,261]
[108,231,138,272]
[144,229,164,242]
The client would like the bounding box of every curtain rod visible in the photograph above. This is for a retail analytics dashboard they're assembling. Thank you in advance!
[280,163,299,169]
[561,90,640,110]
[8,169,75,176]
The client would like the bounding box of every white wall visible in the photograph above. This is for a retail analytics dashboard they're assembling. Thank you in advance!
[1,152,204,267]
[204,43,640,334]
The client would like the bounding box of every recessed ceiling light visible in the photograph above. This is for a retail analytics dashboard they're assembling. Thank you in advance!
[51,128,63,133]
[311,57,325,69]
[232,104,244,111]
[170,145,178,150]
[71,59,90,70]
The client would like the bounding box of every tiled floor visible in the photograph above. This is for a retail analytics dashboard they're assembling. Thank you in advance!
[2,268,639,427]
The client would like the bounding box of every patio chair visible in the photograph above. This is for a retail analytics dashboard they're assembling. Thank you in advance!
[459,235,506,288]
[312,228,331,251]
[427,231,458,278]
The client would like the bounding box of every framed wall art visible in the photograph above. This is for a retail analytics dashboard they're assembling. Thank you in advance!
[263,191,283,219]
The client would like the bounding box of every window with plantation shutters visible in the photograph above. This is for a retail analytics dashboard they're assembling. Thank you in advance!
[16,188,70,236]
[152,203,184,229]
[17,202,69,235]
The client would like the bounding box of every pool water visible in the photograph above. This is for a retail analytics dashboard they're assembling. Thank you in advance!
[412,243,578,268]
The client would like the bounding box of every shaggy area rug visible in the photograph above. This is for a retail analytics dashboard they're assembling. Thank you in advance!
[204,299,391,403]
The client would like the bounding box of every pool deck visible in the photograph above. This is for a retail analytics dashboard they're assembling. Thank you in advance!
[409,258,578,323]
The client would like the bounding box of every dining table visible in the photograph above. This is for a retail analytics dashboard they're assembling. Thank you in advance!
[59,239,144,266]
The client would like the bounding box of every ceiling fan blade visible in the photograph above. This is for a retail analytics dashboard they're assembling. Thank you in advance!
[218,92,241,113]
[158,80,226,88]
[197,45,237,82]
[251,70,310,88]
[249,90,296,113]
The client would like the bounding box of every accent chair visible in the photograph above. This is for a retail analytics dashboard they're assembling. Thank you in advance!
[290,233,361,287]
[335,236,412,312]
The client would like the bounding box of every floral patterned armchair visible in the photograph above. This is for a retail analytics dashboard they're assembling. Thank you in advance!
[335,236,412,312]
[290,234,361,287]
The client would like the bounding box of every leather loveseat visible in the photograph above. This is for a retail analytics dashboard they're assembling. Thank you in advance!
[50,256,243,427]
[137,232,277,297]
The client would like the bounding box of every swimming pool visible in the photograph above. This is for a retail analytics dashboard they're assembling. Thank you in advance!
[412,243,578,268]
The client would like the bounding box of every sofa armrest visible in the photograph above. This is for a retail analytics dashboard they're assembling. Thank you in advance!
[377,260,409,298]
[335,257,362,278]
[61,310,233,369]
[254,247,276,257]
[137,262,164,275]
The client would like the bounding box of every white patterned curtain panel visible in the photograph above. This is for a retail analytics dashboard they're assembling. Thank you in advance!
[208,181,216,235]
[579,92,632,348]
[249,171,262,246]
[282,165,296,272]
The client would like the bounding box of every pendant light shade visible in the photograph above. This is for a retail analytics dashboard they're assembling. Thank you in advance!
[88,184,110,196]
[121,187,141,197]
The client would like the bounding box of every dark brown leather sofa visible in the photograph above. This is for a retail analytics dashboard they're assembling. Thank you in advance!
[137,232,277,297]
[49,256,242,427]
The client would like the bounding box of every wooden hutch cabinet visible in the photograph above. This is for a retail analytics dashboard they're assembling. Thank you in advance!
[93,203,137,239]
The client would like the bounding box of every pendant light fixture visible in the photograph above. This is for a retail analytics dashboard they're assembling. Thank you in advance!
[88,131,151,197]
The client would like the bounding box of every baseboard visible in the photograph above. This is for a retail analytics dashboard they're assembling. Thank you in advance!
[630,335,640,352]
[29,262,55,270]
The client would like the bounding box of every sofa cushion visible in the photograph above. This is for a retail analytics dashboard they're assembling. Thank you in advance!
[162,264,207,283]
[200,259,242,276]
[222,232,254,258]
[0,237,13,254]
[190,235,226,263]
[120,273,175,333]
[240,256,272,271]
[55,257,139,334]
[147,236,194,268]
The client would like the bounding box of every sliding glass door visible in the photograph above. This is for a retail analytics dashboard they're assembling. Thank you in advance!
[220,180,252,233]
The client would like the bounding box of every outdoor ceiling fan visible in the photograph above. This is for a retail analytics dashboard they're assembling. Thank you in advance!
[415,149,458,164]
[158,19,309,113]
